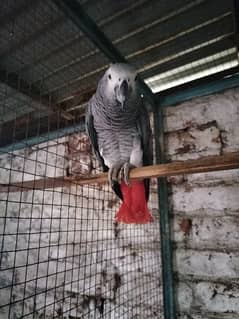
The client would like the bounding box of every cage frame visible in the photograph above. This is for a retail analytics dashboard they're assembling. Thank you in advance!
[1,0,239,318]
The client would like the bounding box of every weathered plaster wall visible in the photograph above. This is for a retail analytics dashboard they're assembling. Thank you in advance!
[164,87,239,319]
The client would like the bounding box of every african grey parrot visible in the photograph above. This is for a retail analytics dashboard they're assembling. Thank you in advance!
[86,63,153,223]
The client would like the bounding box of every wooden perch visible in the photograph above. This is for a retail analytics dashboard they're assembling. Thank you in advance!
[0,152,239,193]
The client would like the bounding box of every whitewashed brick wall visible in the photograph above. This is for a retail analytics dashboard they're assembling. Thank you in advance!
[164,87,239,319]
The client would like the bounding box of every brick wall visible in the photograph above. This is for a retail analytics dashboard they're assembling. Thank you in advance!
[164,87,239,319]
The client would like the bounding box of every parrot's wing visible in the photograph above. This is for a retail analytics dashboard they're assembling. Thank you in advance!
[85,101,108,172]
[136,100,153,200]
[136,100,153,166]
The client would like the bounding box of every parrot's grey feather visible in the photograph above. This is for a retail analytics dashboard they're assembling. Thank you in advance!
[85,63,153,201]
[136,102,153,167]
[136,100,153,201]
[86,98,124,199]
[85,101,108,172]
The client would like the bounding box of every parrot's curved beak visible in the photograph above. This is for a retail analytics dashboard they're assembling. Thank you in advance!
[117,80,129,110]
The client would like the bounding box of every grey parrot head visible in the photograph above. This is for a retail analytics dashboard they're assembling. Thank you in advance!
[103,63,138,110]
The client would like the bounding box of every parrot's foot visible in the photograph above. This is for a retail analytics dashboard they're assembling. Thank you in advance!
[108,162,135,186]
[119,162,135,185]
[108,162,123,186]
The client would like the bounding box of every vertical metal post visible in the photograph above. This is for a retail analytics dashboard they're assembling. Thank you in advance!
[153,100,175,319]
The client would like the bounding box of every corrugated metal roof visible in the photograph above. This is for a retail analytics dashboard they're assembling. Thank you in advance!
[0,0,238,127]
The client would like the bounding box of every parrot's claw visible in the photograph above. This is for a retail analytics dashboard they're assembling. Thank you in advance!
[108,162,135,186]
[108,163,122,186]
[119,162,135,185]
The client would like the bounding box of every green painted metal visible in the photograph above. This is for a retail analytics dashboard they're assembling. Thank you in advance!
[53,0,156,106]
[157,72,239,107]
[153,105,176,319]
[0,122,85,154]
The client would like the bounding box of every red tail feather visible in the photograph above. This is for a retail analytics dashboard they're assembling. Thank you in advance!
[115,181,152,224]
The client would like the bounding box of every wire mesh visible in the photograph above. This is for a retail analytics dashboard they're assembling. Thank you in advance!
[1,0,238,318]
[0,1,162,318]
[84,0,238,93]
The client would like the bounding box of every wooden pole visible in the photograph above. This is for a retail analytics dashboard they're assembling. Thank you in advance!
[0,152,239,193]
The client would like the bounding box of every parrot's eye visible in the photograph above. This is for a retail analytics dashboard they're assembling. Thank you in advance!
[127,78,130,82]
[108,74,111,80]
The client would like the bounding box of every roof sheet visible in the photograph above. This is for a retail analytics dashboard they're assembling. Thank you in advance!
[0,0,237,126]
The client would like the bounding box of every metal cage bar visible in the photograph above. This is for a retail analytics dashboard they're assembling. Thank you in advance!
[153,104,175,319]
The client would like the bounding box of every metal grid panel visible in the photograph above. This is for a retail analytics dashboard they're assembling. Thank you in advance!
[0,1,63,66]
[0,82,48,124]
[0,0,34,22]
[0,0,109,117]
[0,103,162,319]
[0,1,163,318]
